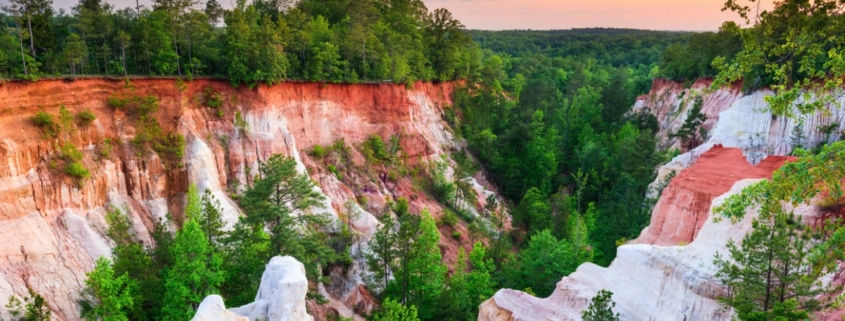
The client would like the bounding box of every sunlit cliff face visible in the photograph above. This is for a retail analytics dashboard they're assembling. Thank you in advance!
[0,79,498,321]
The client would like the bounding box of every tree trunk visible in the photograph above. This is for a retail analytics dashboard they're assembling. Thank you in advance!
[104,44,109,76]
[15,18,27,75]
[26,15,34,58]
[763,224,777,312]
[174,32,181,76]
[187,31,193,75]
[122,42,128,78]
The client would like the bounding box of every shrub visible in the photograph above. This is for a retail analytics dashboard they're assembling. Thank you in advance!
[455,208,475,223]
[202,86,223,108]
[65,161,91,180]
[31,111,58,138]
[153,133,186,166]
[387,170,398,182]
[452,231,462,240]
[76,109,97,127]
[107,95,159,118]
[363,134,389,161]
[310,145,327,158]
[234,111,249,133]
[98,139,114,159]
[327,164,342,180]
[60,143,84,162]
[441,210,458,227]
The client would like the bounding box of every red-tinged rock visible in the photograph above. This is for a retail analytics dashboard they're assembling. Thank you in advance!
[636,145,794,246]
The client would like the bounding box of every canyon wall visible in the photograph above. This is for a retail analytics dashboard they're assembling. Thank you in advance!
[478,79,843,321]
[0,78,495,321]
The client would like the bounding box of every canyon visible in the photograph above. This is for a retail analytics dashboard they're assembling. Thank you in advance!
[478,80,845,320]
[0,78,498,321]
[3,77,843,321]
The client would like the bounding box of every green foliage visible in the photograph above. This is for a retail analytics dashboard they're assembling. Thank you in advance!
[366,213,398,294]
[30,111,58,138]
[658,25,742,81]
[582,290,620,321]
[160,219,224,321]
[226,153,339,299]
[439,210,458,228]
[669,96,706,151]
[81,257,134,321]
[441,243,496,321]
[369,298,419,321]
[4,290,52,321]
[64,161,91,180]
[713,0,845,114]
[234,111,249,133]
[453,30,667,265]
[714,211,822,319]
[310,145,326,158]
[76,109,97,127]
[60,143,83,162]
[401,210,445,320]
[362,134,389,162]
[109,94,184,167]
[201,86,223,109]
[98,139,114,160]
[502,229,590,297]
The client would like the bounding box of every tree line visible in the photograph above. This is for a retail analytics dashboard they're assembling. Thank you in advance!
[0,0,477,86]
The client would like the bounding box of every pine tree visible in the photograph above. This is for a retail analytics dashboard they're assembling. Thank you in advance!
[160,219,224,321]
[404,210,446,320]
[366,213,398,294]
[582,290,620,321]
[81,257,134,321]
[62,33,85,79]
[443,242,496,320]
[199,189,225,247]
[669,96,706,151]
[714,211,821,320]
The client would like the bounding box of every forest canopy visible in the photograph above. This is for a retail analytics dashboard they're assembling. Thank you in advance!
[0,0,477,85]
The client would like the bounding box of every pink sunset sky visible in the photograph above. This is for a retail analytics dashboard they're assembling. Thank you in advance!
[46,0,771,31]
[422,0,770,30]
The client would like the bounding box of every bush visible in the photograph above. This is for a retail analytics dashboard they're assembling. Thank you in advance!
[441,210,458,227]
[98,139,114,159]
[107,95,159,118]
[76,109,97,127]
[310,145,327,158]
[455,208,475,223]
[452,231,462,239]
[327,164,342,180]
[153,133,186,166]
[60,143,84,162]
[65,161,91,180]
[234,111,249,133]
[31,111,58,138]
[363,134,389,161]
[202,86,223,108]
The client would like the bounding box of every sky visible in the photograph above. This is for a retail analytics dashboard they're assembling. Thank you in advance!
[41,0,767,31]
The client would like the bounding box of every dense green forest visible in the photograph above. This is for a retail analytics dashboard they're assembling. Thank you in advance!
[453,28,681,272]
[0,0,476,85]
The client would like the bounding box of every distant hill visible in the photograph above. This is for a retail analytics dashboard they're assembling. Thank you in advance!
[468,28,692,67]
